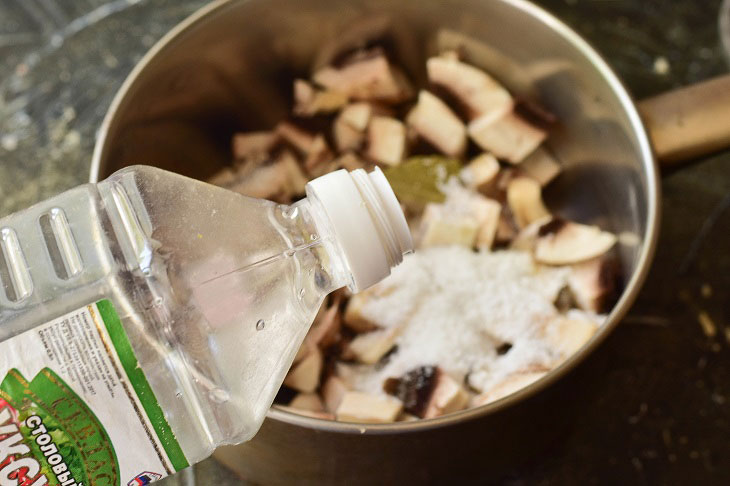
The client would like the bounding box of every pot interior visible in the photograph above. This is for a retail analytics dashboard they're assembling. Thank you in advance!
[94,0,657,426]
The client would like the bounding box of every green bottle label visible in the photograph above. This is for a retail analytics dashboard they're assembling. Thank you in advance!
[0,300,188,485]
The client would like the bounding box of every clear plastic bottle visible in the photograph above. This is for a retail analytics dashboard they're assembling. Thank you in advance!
[0,165,411,484]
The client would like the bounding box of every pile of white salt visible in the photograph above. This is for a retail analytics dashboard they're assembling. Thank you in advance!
[339,246,603,394]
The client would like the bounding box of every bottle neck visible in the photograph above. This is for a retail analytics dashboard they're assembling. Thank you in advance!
[280,197,354,295]
[303,168,413,292]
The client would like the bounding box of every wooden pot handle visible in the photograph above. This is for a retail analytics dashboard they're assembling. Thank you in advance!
[637,74,730,167]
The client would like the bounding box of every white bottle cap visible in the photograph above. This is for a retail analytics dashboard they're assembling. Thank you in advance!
[306,167,413,292]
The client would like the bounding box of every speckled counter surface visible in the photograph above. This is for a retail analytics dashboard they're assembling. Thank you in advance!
[1,1,729,484]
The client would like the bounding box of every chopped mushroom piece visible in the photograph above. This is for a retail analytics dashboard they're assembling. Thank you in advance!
[553,286,578,313]
[292,340,315,367]
[304,296,342,349]
[368,102,398,118]
[339,102,372,131]
[567,257,619,313]
[470,196,502,250]
[426,54,513,119]
[506,176,550,229]
[208,159,292,202]
[494,210,519,246]
[424,372,469,418]
[293,79,348,116]
[347,325,402,365]
[229,169,277,196]
[289,393,326,412]
[313,52,413,103]
[439,50,460,61]
[278,150,309,197]
[468,109,546,163]
[514,97,558,128]
[343,291,380,333]
[545,317,598,359]
[418,189,501,250]
[207,164,250,191]
[284,348,322,393]
[485,167,517,201]
[232,131,278,161]
[406,90,467,157]
[384,366,468,418]
[304,135,335,173]
[519,147,562,186]
[534,219,618,265]
[419,203,479,248]
[293,298,324,365]
[276,121,316,154]
[460,153,500,192]
[335,362,369,391]
[366,116,406,166]
[510,215,552,251]
[336,391,403,423]
[293,78,316,110]
[383,366,438,417]
[472,371,547,406]
[332,115,365,152]
[322,376,349,413]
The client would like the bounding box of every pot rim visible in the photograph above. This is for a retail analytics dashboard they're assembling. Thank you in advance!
[90,0,660,435]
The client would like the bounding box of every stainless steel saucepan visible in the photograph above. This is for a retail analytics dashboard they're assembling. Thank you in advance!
[90,0,730,483]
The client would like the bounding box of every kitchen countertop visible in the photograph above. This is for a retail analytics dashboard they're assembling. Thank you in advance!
[1,1,728,484]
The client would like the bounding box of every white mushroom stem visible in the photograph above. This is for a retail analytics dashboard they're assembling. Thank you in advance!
[344,290,380,333]
[495,211,518,245]
[471,196,502,250]
[468,109,546,163]
[419,203,480,248]
[332,102,374,152]
[336,391,403,423]
[276,121,316,154]
[340,102,372,131]
[293,79,348,116]
[322,376,349,413]
[348,325,402,365]
[426,54,512,119]
[313,54,413,103]
[366,116,406,166]
[419,185,502,249]
[278,150,309,197]
[519,147,562,186]
[284,348,322,393]
[472,371,547,407]
[510,215,553,251]
[304,296,342,349]
[568,257,617,313]
[332,115,364,152]
[231,131,277,161]
[506,176,550,229]
[545,316,599,361]
[289,393,326,412]
[207,157,294,202]
[406,90,466,157]
[304,135,334,171]
[534,219,618,265]
[423,372,470,418]
[460,153,500,192]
